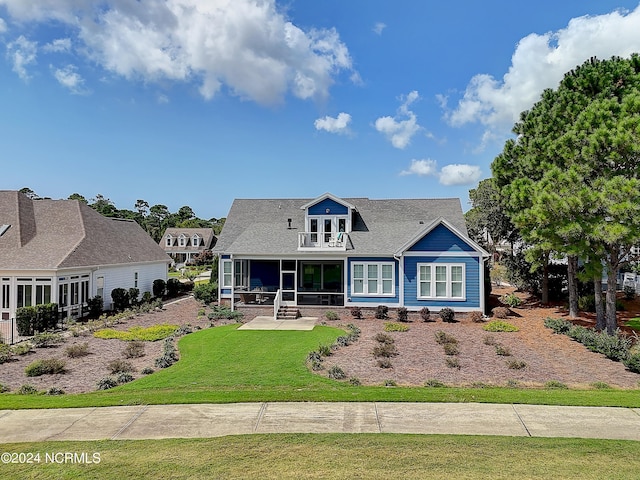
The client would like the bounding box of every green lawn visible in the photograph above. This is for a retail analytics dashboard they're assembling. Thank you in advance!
[1,434,638,479]
[1,324,639,409]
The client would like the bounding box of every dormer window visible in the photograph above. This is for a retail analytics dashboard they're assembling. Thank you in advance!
[178,234,186,247]
[165,234,173,247]
[192,234,200,247]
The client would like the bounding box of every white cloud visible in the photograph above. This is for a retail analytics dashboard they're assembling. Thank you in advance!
[314,112,351,134]
[43,38,72,53]
[373,22,386,35]
[157,93,169,104]
[400,159,438,176]
[375,90,422,149]
[52,64,88,94]
[0,17,7,33]
[0,0,355,105]
[446,6,640,142]
[6,35,37,81]
[439,164,482,186]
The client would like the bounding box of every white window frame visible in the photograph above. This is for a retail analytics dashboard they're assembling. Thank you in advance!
[192,234,200,247]
[417,263,466,301]
[351,261,395,297]
[222,260,233,288]
[178,234,187,247]
[165,235,173,247]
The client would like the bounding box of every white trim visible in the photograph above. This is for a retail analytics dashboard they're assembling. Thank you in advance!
[350,261,395,297]
[417,262,466,301]
[402,251,483,257]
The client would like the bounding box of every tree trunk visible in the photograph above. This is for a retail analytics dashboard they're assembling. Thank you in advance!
[541,252,549,305]
[567,255,579,318]
[605,255,619,335]
[594,276,605,331]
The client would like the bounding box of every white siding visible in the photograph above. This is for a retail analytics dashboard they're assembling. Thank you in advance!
[93,262,167,310]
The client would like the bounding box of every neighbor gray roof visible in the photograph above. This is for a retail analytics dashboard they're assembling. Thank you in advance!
[0,191,172,270]
[161,227,216,250]
[213,196,468,256]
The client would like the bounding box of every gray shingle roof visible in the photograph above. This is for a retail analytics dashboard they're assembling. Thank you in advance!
[161,227,216,251]
[213,196,468,256]
[0,191,172,270]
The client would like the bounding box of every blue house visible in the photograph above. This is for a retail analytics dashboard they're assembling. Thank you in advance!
[213,193,489,316]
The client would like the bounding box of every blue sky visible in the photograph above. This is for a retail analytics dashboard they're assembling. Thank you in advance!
[2,1,640,220]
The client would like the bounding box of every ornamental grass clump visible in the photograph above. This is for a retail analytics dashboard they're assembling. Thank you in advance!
[25,358,67,377]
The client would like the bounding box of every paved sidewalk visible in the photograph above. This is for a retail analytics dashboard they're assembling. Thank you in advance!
[238,316,317,330]
[1,402,640,443]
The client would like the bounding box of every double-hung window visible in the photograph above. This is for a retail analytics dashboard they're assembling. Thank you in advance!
[417,263,465,300]
[352,262,394,296]
[222,260,233,288]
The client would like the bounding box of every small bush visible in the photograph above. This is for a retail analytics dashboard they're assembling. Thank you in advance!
[349,377,361,386]
[500,293,522,307]
[590,381,611,390]
[578,294,596,312]
[491,307,510,319]
[18,384,39,395]
[65,342,89,358]
[424,379,446,388]
[327,365,346,380]
[107,359,134,374]
[623,353,640,373]
[373,343,398,358]
[307,351,322,363]
[397,307,409,322]
[434,331,457,345]
[0,383,10,393]
[483,335,497,346]
[325,310,339,321]
[25,358,67,377]
[32,332,64,348]
[175,324,193,336]
[350,307,363,319]
[374,333,395,345]
[439,308,455,323]
[468,311,484,323]
[384,322,409,332]
[506,379,520,388]
[141,367,155,375]
[310,360,324,371]
[377,358,393,368]
[318,344,332,357]
[507,359,526,370]
[375,305,389,319]
[383,379,397,386]
[334,336,351,347]
[495,344,511,356]
[0,344,12,364]
[46,387,65,395]
[445,357,461,369]
[122,341,145,359]
[155,338,178,368]
[116,372,134,384]
[96,376,118,390]
[193,282,217,304]
[443,343,459,356]
[153,279,166,298]
[208,306,244,321]
[419,307,431,322]
[623,285,636,300]
[483,320,519,332]
[10,342,32,356]
[545,380,568,389]
[544,317,572,335]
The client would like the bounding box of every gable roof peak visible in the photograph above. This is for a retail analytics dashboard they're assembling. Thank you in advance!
[300,193,357,211]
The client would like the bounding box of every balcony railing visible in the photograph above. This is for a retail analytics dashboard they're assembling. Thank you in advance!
[297,232,350,251]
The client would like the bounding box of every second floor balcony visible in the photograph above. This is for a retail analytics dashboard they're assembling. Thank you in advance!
[298,232,350,251]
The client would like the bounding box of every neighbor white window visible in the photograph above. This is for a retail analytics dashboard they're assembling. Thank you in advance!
[165,235,173,247]
[222,260,233,288]
[178,234,186,247]
[192,234,200,247]
[418,263,465,300]
[351,262,394,296]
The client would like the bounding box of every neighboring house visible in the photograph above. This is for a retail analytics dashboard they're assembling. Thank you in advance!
[0,191,172,332]
[160,228,216,266]
[212,193,489,316]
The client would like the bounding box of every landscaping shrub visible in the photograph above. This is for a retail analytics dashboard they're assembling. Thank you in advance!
[141,367,155,375]
[500,293,522,307]
[334,336,351,347]
[445,357,461,369]
[25,358,66,377]
[317,344,332,357]
[624,285,636,300]
[31,332,64,348]
[86,296,103,318]
[65,342,89,358]
[0,383,10,393]
[166,278,182,298]
[11,342,32,356]
[439,308,455,323]
[208,306,244,321]
[327,365,346,380]
[116,372,134,384]
[349,377,361,386]
[434,331,457,345]
[377,358,393,368]
[383,379,397,386]
[153,279,166,298]
[468,311,484,323]
[495,344,511,356]
[507,359,526,370]
[384,322,409,332]
[141,291,152,304]
[374,333,395,345]
[0,343,11,364]
[107,359,135,374]
[483,335,497,346]
[18,384,39,395]
[128,288,140,306]
[373,342,398,358]
[111,288,130,311]
[424,379,446,388]
[397,307,409,322]
[46,387,65,395]
[578,294,596,313]
[346,324,361,341]
[96,376,118,390]
[483,320,519,332]
[34,303,59,332]
[16,306,37,336]
[443,343,459,356]
[545,380,568,389]
[325,310,339,321]
[590,381,611,389]
[544,317,572,335]
[491,307,510,319]
[94,324,178,341]
[122,341,145,359]
[175,324,193,336]
[623,353,640,373]
[419,307,431,322]
[155,337,178,368]
[350,307,363,320]
[193,283,217,304]
[375,305,389,319]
